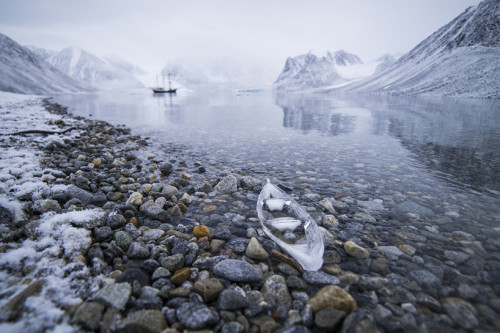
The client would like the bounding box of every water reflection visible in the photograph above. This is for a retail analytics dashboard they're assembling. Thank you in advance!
[276,93,356,136]
[361,96,500,193]
[275,93,500,193]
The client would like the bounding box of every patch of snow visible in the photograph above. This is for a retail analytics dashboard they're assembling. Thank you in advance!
[0,92,106,332]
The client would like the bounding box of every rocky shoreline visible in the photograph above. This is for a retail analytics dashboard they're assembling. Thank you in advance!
[0,95,499,332]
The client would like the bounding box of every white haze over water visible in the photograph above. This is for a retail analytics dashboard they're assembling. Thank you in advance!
[0,0,482,80]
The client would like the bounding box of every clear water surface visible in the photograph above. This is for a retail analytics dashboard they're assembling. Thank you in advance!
[52,89,500,229]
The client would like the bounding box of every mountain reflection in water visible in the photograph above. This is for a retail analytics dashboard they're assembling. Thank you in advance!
[275,93,500,193]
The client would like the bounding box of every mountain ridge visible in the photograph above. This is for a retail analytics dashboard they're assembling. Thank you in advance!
[0,33,94,95]
[330,0,500,98]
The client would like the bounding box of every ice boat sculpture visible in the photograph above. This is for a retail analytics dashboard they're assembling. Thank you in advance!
[257,179,324,271]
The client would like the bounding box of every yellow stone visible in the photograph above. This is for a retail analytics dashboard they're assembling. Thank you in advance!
[92,158,102,166]
[307,285,357,313]
[344,240,370,259]
[193,225,211,239]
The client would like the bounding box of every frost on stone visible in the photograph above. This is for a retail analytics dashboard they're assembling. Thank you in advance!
[257,179,324,271]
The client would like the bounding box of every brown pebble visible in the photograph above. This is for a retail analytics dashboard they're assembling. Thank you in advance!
[171,267,191,285]
[193,225,211,239]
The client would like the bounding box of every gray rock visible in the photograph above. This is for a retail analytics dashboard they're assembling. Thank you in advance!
[107,212,126,229]
[393,200,434,219]
[213,224,232,240]
[277,263,300,276]
[409,270,441,294]
[176,302,220,330]
[72,301,104,331]
[452,231,475,241]
[32,199,61,214]
[222,321,246,333]
[159,162,173,176]
[302,271,340,286]
[127,241,150,259]
[118,309,167,333]
[217,287,248,310]
[160,254,185,272]
[276,325,311,333]
[93,283,131,310]
[315,307,345,331]
[125,223,141,238]
[360,277,390,290]
[215,175,238,194]
[357,200,384,211]
[136,286,163,310]
[416,292,442,312]
[161,185,179,197]
[225,238,249,253]
[151,267,171,280]
[444,250,470,264]
[240,176,262,190]
[117,268,150,287]
[75,175,91,190]
[341,309,377,333]
[442,297,478,329]
[95,226,113,241]
[143,205,169,221]
[143,229,165,242]
[0,280,44,321]
[261,275,292,309]
[114,231,133,250]
[192,255,228,270]
[287,276,308,290]
[0,205,14,226]
[213,259,263,283]
[376,246,404,260]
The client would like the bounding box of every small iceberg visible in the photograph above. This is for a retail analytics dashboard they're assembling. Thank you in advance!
[257,179,324,271]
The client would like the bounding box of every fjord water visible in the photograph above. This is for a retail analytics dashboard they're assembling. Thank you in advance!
[53,90,500,229]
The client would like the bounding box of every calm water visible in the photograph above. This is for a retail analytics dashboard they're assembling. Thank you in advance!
[52,90,500,227]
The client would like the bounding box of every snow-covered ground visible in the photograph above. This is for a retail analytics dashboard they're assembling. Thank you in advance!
[0,92,108,332]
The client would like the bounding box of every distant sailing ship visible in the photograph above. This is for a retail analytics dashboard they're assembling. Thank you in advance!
[152,72,177,94]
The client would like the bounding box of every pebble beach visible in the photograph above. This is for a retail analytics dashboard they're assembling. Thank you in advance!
[1,92,499,333]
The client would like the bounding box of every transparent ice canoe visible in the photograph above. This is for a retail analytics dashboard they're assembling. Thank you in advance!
[257,179,324,271]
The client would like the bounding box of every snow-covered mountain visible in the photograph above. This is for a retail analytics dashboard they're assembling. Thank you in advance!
[274,52,348,90]
[332,0,500,98]
[40,47,145,91]
[25,45,56,61]
[374,54,397,74]
[274,49,390,91]
[0,34,94,95]
[327,49,363,66]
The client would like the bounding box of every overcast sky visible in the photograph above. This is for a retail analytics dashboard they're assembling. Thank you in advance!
[0,0,482,76]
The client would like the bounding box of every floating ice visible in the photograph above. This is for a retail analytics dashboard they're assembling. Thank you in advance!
[265,198,289,211]
[268,217,301,232]
[257,179,324,271]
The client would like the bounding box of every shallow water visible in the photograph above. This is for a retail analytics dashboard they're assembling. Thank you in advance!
[52,89,500,220]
